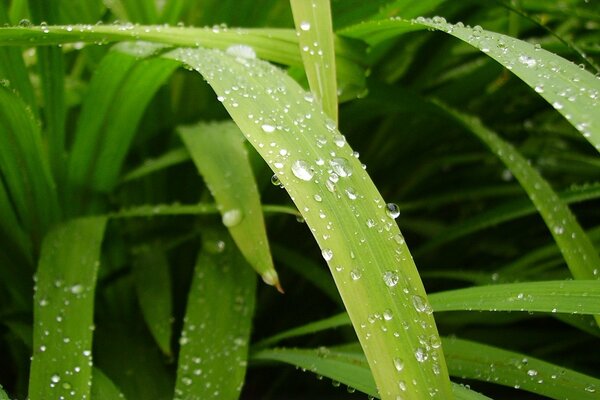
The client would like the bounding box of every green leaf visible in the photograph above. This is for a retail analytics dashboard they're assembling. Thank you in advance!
[121,147,191,184]
[175,228,256,400]
[290,0,338,122]
[0,385,8,400]
[110,202,300,219]
[180,121,280,289]
[0,86,60,247]
[252,346,492,400]
[340,17,600,152]
[91,368,126,400]
[0,25,367,98]
[429,280,600,315]
[435,104,600,285]
[166,46,453,399]
[443,336,600,400]
[29,217,107,400]
[67,43,179,211]
[132,245,173,355]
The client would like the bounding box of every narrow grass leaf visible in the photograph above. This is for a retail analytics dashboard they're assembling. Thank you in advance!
[340,18,600,152]
[290,0,338,122]
[175,228,256,400]
[113,0,158,24]
[166,47,453,399]
[132,245,173,355]
[121,147,190,183]
[416,182,600,256]
[180,121,280,289]
[29,217,107,400]
[91,368,126,400]
[0,87,60,247]
[443,336,600,400]
[429,280,600,315]
[435,104,600,284]
[252,347,492,400]
[67,43,179,212]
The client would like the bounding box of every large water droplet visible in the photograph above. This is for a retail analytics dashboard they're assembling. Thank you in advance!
[412,295,431,313]
[321,248,333,261]
[300,21,311,31]
[291,160,314,181]
[415,347,428,362]
[222,209,243,227]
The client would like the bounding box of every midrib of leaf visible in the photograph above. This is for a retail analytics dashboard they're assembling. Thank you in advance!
[164,47,453,399]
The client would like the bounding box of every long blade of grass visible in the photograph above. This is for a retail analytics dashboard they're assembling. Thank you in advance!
[27,0,67,179]
[415,182,600,256]
[120,147,190,183]
[429,280,600,315]
[340,18,600,152]
[29,217,107,400]
[67,43,179,213]
[0,87,60,248]
[180,121,281,289]
[252,347,491,400]
[175,228,256,400]
[290,0,338,122]
[166,46,453,399]
[110,202,300,218]
[435,104,600,285]
[0,25,366,96]
[443,336,600,400]
[132,245,173,356]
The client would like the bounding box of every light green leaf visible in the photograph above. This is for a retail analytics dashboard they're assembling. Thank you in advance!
[430,280,600,315]
[180,121,280,289]
[290,0,338,122]
[29,217,107,400]
[121,147,191,183]
[175,228,256,400]
[166,46,453,399]
[110,202,300,219]
[252,346,492,400]
[132,245,173,355]
[340,17,600,152]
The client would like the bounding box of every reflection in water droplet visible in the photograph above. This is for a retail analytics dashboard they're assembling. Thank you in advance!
[300,21,311,31]
[321,248,333,261]
[330,158,353,177]
[350,269,362,281]
[383,271,399,287]
[393,357,404,372]
[385,203,400,219]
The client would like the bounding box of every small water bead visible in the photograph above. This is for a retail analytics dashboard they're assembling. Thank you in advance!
[271,174,282,187]
[412,295,432,313]
[345,187,357,200]
[393,234,405,245]
[299,21,311,31]
[385,203,400,219]
[225,44,256,60]
[261,123,276,133]
[527,369,538,377]
[291,160,314,181]
[518,55,537,68]
[415,348,428,362]
[314,194,322,202]
[393,357,404,372]
[50,374,61,383]
[70,284,84,294]
[383,271,399,287]
[222,209,243,227]
[333,134,346,147]
[321,248,333,261]
[350,268,362,281]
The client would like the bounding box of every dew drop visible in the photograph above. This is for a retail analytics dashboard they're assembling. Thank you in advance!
[271,174,282,187]
[383,271,399,287]
[415,348,428,362]
[412,295,430,313]
[261,123,276,133]
[300,21,311,31]
[383,309,393,321]
[321,248,333,261]
[350,269,362,281]
[345,187,357,200]
[385,203,400,219]
[393,357,404,372]
[225,44,256,60]
[329,157,353,177]
[50,374,61,383]
[291,160,314,181]
[222,209,243,227]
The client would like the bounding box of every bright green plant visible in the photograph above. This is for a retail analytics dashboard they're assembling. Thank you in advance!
[0,1,598,399]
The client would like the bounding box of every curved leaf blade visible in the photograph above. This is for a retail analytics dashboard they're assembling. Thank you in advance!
[180,121,280,289]
[166,46,453,399]
[175,228,256,400]
[29,217,107,400]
